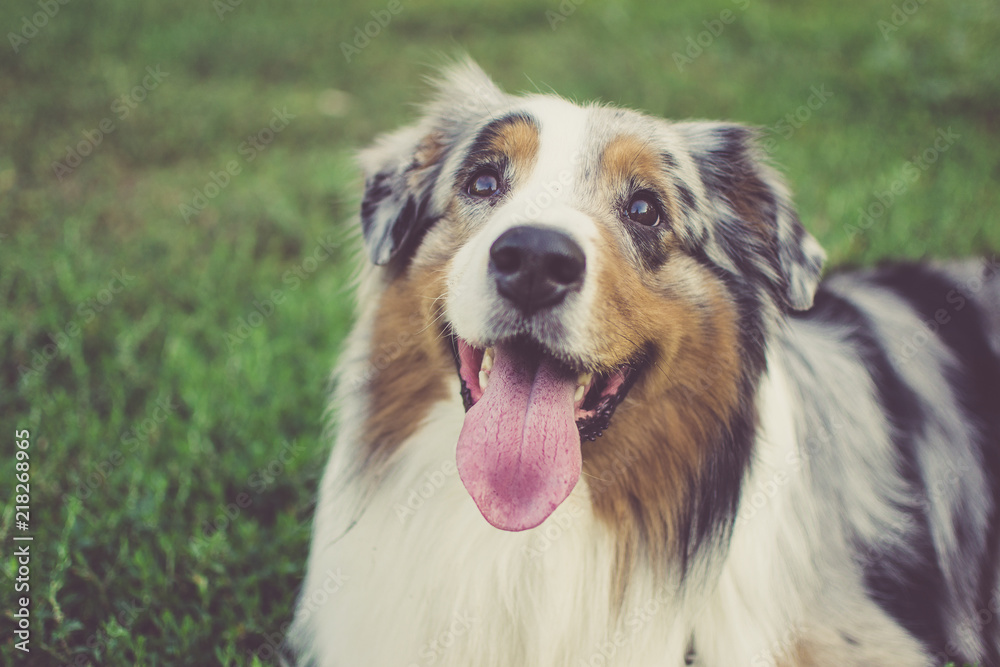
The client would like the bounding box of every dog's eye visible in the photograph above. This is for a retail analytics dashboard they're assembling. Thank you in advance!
[626,195,660,226]
[467,169,500,198]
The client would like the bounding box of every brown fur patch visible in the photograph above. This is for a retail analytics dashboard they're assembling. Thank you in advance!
[700,135,777,240]
[360,265,453,468]
[483,116,540,173]
[414,131,447,167]
[722,165,775,237]
[598,134,681,223]
[772,624,928,666]
[774,643,817,667]
[583,224,743,589]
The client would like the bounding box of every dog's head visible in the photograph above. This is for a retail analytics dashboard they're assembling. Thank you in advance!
[358,59,824,533]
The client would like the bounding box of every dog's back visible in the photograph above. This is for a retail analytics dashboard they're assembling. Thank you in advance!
[754,258,1000,665]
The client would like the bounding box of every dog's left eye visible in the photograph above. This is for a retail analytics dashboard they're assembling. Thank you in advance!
[626,194,660,226]
[467,169,501,198]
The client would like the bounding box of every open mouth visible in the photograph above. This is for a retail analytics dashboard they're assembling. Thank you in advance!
[454,337,636,441]
[449,333,640,532]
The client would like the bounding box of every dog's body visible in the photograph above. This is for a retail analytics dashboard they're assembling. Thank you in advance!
[290,61,1000,666]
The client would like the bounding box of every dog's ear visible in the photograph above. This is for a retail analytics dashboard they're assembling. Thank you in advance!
[679,123,826,311]
[357,122,447,266]
[358,58,506,266]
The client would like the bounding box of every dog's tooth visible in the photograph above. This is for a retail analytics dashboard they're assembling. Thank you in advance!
[479,370,489,392]
[574,385,585,403]
[482,348,494,373]
[578,372,593,387]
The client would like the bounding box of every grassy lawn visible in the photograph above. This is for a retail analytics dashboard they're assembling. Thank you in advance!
[1,0,998,664]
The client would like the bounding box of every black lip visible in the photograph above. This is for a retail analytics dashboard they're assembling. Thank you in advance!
[446,331,645,442]
[576,364,641,441]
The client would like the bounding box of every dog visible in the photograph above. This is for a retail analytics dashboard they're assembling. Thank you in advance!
[289,58,1000,666]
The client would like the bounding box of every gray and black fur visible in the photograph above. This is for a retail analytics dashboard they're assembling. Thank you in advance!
[773,259,1000,664]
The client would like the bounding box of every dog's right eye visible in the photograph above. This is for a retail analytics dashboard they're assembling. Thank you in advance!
[467,169,500,198]
[626,194,660,227]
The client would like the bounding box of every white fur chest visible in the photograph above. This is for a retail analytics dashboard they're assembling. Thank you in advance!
[292,391,696,667]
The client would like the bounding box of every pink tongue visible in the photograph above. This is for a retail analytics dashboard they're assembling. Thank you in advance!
[456,343,582,531]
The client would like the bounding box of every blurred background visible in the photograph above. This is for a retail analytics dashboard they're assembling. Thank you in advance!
[1,0,998,664]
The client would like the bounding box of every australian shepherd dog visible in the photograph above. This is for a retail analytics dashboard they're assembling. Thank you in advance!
[289,59,1000,666]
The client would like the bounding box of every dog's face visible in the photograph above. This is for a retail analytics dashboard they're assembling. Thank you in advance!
[358,60,824,535]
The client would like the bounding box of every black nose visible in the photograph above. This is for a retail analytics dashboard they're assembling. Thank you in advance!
[489,226,586,315]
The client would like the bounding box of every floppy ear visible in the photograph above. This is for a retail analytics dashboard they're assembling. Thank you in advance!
[679,123,826,311]
[358,58,506,266]
[357,122,447,266]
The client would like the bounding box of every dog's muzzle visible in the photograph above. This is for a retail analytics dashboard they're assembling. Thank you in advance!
[450,224,644,532]
[489,225,586,315]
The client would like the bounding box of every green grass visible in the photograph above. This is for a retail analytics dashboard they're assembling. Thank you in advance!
[1,0,998,664]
